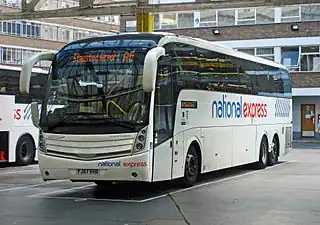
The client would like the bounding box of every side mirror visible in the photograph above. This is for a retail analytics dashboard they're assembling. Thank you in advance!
[143,47,165,93]
[31,102,40,128]
[20,52,56,94]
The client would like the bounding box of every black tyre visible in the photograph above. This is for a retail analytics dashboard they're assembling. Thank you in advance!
[255,136,268,169]
[268,136,279,166]
[15,135,35,166]
[182,145,200,187]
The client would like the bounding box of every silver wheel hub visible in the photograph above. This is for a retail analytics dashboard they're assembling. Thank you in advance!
[186,154,197,176]
[271,142,277,158]
[262,142,267,163]
[20,142,30,160]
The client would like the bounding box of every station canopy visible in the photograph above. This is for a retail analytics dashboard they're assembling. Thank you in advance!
[0,0,317,20]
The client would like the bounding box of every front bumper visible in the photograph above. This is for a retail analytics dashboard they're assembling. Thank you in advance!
[38,151,151,182]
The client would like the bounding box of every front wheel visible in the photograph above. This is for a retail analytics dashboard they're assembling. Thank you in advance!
[182,145,200,187]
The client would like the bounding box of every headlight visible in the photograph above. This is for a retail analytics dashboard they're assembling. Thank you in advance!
[38,129,47,154]
[132,126,148,154]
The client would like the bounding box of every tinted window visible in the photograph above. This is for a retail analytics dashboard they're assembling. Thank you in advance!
[241,61,291,98]
[281,69,292,97]
[225,56,255,95]
[174,43,199,91]
[163,42,291,98]
[154,56,176,146]
[0,69,47,104]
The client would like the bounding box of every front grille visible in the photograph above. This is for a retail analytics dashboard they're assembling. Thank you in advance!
[45,132,137,160]
[46,149,132,161]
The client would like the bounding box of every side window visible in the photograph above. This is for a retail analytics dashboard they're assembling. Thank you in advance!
[154,55,175,146]
[267,67,292,98]
[250,63,270,96]
[0,69,9,94]
[269,67,284,96]
[196,47,235,93]
[282,69,292,97]
[0,69,33,103]
[29,72,48,102]
[237,62,253,95]
[163,43,177,57]
[175,43,199,90]
[227,56,254,95]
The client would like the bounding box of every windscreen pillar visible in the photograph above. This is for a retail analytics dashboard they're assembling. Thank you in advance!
[136,13,154,32]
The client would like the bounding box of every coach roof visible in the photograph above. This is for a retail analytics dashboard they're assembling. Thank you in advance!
[158,34,288,71]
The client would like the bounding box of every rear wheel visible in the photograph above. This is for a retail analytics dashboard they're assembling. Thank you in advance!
[15,135,35,166]
[255,136,268,169]
[182,145,200,187]
[268,136,279,166]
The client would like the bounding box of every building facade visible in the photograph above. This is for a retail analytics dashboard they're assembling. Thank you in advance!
[122,3,320,140]
[0,0,120,68]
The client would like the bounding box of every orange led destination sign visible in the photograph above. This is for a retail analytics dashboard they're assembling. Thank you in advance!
[181,101,198,109]
[72,50,135,63]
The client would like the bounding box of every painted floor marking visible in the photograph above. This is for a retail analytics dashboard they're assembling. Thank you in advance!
[0,180,65,193]
[138,160,295,203]
[28,184,95,197]
[165,160,295,196]
[27,160,295,203]
[0,169,39,176]
[29,195,145,203]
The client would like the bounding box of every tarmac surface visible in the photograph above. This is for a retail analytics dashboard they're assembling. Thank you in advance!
[0,145,320,225]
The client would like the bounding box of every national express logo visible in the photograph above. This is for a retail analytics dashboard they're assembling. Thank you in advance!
[98,161,147,168]
[212,94,267,119]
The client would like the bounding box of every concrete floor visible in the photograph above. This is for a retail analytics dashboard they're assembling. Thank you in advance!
[0,146,319,225]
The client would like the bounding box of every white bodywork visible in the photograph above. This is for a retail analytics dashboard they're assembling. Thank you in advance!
[152,90,292,181]
[0,64,49,164]
[20,33,292,182]
[11,103,41,162]
[39,132,152,181]
[38,89,292,182]
[0,97,40,163]
[0,95,15,132]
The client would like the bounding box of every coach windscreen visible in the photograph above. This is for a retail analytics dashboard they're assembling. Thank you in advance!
[39,38,157,134]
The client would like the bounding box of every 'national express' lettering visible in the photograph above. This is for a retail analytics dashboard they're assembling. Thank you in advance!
[212,95,267,119]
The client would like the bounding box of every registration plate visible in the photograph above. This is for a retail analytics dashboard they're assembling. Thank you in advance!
[76,169,99,175]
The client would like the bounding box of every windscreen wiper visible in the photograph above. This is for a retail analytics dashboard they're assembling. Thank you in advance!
[53,87,142,103]
[46,112,136,130]
[46,112,95,130]
[103,87,142,102]
[104,118,136,130]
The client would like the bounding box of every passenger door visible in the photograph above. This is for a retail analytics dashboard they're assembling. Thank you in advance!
[152,56,176,181]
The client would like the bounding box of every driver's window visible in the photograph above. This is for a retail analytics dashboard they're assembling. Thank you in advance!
[154,56,175,146]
